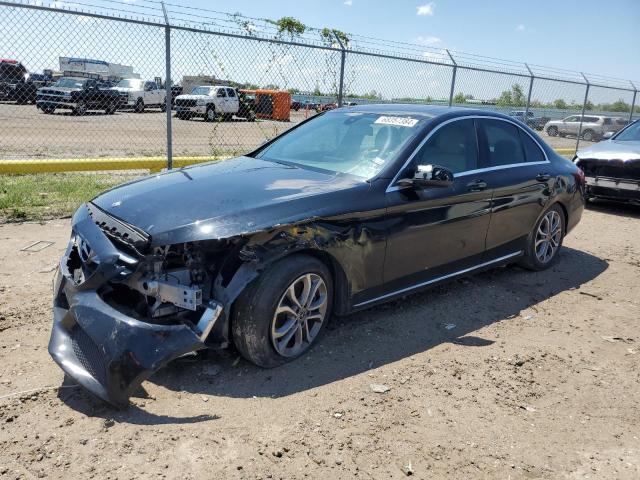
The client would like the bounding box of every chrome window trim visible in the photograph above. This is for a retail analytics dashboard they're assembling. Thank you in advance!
[386,115,550,193]
[353,250,523,308]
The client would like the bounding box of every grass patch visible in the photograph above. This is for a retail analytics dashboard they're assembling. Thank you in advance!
[0,172,140,222]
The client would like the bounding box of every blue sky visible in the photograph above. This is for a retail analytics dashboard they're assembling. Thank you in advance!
[193,0,640,83]
[2,0,639,104]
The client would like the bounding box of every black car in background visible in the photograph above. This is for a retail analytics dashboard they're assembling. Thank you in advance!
[0,59,53,104]
[49,105,585,405]
[36,76,124,115]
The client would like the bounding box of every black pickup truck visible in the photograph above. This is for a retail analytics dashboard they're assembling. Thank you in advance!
[36,77,124,115]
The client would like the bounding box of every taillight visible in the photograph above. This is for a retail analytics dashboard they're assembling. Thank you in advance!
[572,166,586,186]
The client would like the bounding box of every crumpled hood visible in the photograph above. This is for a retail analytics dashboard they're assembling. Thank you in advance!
[577,140,640,162]
[91,156,365,245]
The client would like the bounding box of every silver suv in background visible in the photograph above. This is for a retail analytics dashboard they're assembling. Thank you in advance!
[544,115,616,142]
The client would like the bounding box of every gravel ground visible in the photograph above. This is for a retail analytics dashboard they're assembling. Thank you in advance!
[0,200,638,479]
[0,103,590,161]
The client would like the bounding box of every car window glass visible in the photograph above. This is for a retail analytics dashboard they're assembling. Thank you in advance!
[482,119,526,167]
[614,121,640,141]
[565,116,577,122]
[216,88,226,98]
[413,119,478,173]
[227,88,236,97]
[519,130,545,163]
[603,118,612,125]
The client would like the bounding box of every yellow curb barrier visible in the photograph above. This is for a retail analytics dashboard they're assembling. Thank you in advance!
[0,156,226,174]
[0,149,576,174]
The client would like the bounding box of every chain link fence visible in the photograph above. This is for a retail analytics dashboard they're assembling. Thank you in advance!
[1,0,638,170]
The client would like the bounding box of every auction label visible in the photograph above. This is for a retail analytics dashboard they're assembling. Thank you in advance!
[374,116,419,127]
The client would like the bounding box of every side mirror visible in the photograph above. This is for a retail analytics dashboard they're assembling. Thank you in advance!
[397,164,454,188]
[602,131,614,140]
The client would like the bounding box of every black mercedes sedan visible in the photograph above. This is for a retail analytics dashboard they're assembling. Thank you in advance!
[50,105,585,405]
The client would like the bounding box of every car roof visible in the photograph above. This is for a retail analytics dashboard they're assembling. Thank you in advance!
[337,103,517,121]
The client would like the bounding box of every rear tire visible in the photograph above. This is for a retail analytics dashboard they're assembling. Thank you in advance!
[519,204,565,271]
[105,101,117,114]
[42,106,55,114]
[547,126,558,137]
[582,129,594,142]
[232,255,333,368]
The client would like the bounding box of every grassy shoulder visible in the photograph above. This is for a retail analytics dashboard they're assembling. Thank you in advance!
[0,172,139,222]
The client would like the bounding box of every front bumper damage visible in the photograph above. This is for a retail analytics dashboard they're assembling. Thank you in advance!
[48,205,225,406]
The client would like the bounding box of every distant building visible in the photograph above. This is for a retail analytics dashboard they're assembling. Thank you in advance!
[58,57,140,80]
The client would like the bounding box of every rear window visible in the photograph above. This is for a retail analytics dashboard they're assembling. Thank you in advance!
[519,131,545,163]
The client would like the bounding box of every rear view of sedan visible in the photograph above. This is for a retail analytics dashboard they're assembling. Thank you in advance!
[49,105,585,406]
[574,119,640,204]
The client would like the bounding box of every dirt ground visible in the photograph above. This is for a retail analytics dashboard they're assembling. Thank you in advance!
[0,201,639,479]
[0,103,589,161]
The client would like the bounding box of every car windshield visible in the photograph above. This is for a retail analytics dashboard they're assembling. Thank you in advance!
[191,86,212,95]
[614,121,640,141]
[54,78,85,88]
[256,111,427,179]
[117,79,143,89]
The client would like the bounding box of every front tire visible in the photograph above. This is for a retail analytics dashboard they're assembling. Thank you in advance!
[73,100,87,116]
[547,126,558,137]
[232,255,333,368]
[204,105,216,122]
[519,204,565,271]
[135,98,145,113]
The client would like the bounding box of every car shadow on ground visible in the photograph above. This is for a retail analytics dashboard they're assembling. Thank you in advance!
[586,199,640,219]
[58,246,607,424]
[154,246,608,398]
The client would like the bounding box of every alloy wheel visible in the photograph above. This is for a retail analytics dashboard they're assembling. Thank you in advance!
[270,273,328,357]
[535,210,562,264]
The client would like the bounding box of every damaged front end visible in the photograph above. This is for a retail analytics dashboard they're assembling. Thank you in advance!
[49,203,235,406]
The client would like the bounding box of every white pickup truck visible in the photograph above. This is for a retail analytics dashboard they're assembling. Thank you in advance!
[173,85,254,122]
[111,78,166,113]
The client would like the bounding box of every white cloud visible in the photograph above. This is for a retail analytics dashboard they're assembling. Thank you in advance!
[344,0,353,5]
[417,3,436,16]
[516,24,525,31]
[422,49,448,62]
[415,35,441,45]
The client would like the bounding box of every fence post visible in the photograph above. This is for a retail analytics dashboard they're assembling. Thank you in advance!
[629,82,637,124]
[576,73,590,152]
[332,31,346,107]
[161,2,173,170]
[446,50,456,107]
[524,63,534,120]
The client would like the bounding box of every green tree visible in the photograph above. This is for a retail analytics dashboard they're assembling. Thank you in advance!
[453,92,466,104]
[609,99,630,112]
[553,99,567,109]
[497,84,526,107]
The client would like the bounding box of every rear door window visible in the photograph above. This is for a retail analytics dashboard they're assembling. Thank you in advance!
[519,130,546,163]
[226,88,236,97]
[480,119,526,167]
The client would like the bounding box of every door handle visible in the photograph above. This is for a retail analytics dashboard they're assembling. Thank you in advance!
[536,172,551,182]
[466,179,488,192]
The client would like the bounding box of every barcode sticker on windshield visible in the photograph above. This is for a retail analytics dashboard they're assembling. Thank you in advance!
[374,116,419,128]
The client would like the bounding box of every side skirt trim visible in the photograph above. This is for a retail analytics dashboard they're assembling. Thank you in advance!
[353,250,523,308]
